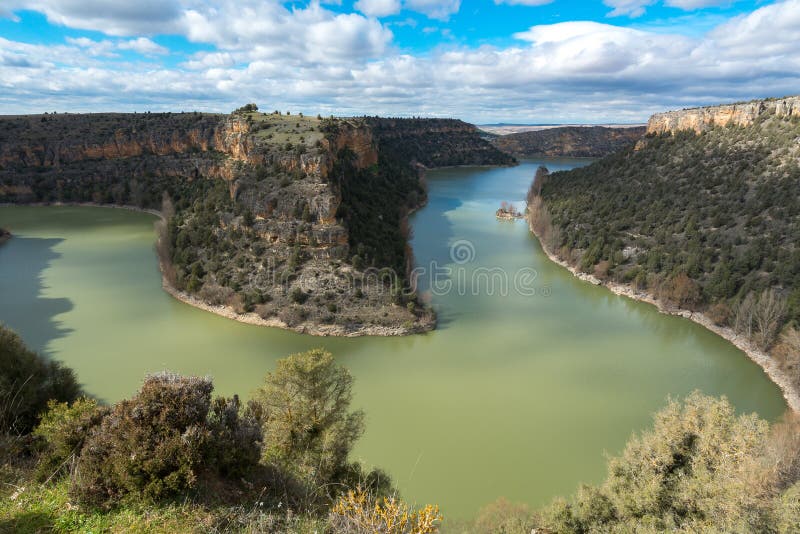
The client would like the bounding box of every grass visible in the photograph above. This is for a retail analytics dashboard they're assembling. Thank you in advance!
[0,474,326,533]
[242,111,324,149]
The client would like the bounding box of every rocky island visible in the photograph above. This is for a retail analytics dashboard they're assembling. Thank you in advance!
[0,107,513,336]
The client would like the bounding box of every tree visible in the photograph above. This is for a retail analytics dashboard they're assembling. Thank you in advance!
[250,349,364,486]
[753,288,787,349]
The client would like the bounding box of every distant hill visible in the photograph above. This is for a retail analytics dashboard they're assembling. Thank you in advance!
[492,125,646,158]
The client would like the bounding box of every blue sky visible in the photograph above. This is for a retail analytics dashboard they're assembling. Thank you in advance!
[0,0,798,122]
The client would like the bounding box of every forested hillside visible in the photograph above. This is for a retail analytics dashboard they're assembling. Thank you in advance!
[529,97,800,389]
[492,126,645,158]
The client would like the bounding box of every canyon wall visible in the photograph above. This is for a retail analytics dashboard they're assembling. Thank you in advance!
[646,96,800,135]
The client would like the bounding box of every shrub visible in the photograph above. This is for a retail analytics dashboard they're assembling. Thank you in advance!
[250,349,364,488]
[0,324,81,435]
[329,489,441,534]
[71,373,261,507]
[536,392,775,532]
[473,497,534,534]
[33,398,108,483]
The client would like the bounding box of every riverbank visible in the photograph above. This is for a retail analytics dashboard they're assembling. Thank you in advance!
[528,218,800,413]
[160,279,434,337]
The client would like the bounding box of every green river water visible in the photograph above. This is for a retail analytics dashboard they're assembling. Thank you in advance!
[0,159,787,519]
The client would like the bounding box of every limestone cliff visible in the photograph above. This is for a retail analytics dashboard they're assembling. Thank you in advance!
[0,110,504,336]
[646,95,800,135]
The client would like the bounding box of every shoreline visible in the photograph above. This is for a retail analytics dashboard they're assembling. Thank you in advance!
[528,219,800,413]
[0,201,434,337]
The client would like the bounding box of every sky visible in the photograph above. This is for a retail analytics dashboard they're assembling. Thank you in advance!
[0,0,799,123]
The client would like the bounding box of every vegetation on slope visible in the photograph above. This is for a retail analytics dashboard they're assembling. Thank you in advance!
[529,112,800,388]
[0,325,441,532]
[2,323,799,532]
[492,126,646,158]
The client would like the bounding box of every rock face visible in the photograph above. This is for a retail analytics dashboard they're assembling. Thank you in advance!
[0,110,506,336]
[492,126,646,158]
[646,95,800,135]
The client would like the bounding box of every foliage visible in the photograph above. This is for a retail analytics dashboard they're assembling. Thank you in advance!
[493,126,645,158]
[33,398,108,483]
[71,373,261,507]
[0,324,81,435]
[472,497,534,533]
[534,392,799,533]
[251,349,364,491]
[329,488,442,534]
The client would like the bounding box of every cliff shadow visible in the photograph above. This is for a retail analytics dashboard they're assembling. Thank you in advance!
[0,236,74,357]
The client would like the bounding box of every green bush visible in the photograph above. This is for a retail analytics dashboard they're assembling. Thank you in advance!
[33,398,108,482]
[71,373,261,507]
[250,349,364,489]
[536,392,778,532]
[0,324,81,435]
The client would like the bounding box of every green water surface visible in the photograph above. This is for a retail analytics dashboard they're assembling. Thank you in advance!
[0,159,787,518]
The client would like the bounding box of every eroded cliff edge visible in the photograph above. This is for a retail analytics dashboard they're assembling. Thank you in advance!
[0,110,512,335]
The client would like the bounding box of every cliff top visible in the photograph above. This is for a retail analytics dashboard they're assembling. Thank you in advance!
[646,95,800,135]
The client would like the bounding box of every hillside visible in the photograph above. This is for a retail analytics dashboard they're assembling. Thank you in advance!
[491,126,645,158]
[0,109,510,335]
[528,96,800,393]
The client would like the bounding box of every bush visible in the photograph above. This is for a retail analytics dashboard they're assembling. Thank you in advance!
[0,324,81,435]
[33,398,108,483]
[329,489,441,534]
[71,373,261,507]
[473,497,534,534]
[536,392,776,532]
[250,349,364,488]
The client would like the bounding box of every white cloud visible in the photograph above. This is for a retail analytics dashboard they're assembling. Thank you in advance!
[603,0,656,17]
[355,0,401,17]
[404,0,461,20]
[118,37,168,56]
[1,0,800,123]
[605,0,737,17]
[666,0,730,8]
[5,0,182,35]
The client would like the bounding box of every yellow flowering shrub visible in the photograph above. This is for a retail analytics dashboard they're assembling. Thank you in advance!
[330,489,442,533]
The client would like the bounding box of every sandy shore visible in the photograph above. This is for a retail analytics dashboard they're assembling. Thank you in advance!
[529,220,800,413]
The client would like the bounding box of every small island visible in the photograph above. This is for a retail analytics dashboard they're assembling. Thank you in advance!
[0,228,10,245]
[496,201,524,220]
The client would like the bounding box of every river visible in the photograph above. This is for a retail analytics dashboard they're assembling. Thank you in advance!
[0,158,786,519]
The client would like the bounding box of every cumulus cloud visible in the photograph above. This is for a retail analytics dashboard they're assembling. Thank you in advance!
[1,0,800,122]
[5,0,182,35]
[355,0,402,17]
[118,38,168,56]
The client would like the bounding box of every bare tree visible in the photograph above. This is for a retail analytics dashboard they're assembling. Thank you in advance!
[754,289,787,350]
[734,292,757,339]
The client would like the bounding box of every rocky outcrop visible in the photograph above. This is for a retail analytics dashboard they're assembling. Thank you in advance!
[0,227,10,245]
[492,126,645,158]
[646,95,800,135]
[0,111,508,336]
